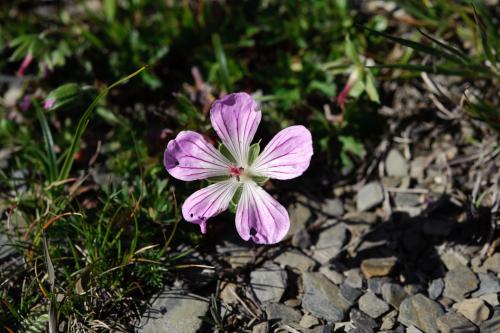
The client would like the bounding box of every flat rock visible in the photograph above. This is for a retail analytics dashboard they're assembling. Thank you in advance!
[265,303,301,323]
[398,294,444,333]
[386,149,408,177]
[275,250,315,272]
[312,223,347,264]
[436,312,477,333]
[287,202,312,237]
[380,310,398,330]
[345,268,364,289]
[340,283,363,305]
[252,321,269,333]
[441,252,469,271]
[368,277,391,295]
[350,308,378,332]
[359,291,390,319]
[360,257,397,279]
[216,238,254,268]
[291,227,312,249]
[480,293,499,307]
[481,253,500,274]
[394,192,421,207]
[471,273,500,297]
[456,298,491,325]
[321,198,345,217]
[443,266,479,301]
[428,278,444,300]
[479,308,500,333]
[382,282,408,308]
[219,281,238,304]
[357,181,385,212]
[302,272,351,322]
[250,263,287,304]
[319,267,344,285]
[299,313,320,328]
[139,291,208,333]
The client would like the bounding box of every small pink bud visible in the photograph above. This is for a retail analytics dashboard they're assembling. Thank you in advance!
[43,98,56,110]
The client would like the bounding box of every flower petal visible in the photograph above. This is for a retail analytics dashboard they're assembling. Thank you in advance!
[251,125,313,180]
[164,131,232,181]
[235,182,289,244]
[210,92,262,167]
[182,179,240,233]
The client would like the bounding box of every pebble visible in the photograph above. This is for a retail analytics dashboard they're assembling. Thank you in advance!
[428,278,444,300]
[443,266,479,301]
[398,294,444,333]
[368,277,391,295]
[319,267,345,285]
[394,193,421,207]
[350,308,378,332]
[480,293,499,307]
[479,308,500,333]
[138,290,208,333]
[250,263,287,304]
[321,198,345,217]
[216,238,254,268]
[360,257,397,279]
[380,310,398,330]
[481,253,500,274]
[252,321,269,333]
[219,281,238,304]
[436,312,477,333]
[386,149,408,177]
[358,291,390,319]
[302,272,351,322]
[265,303,302,323]
[441,252,469,271]
[382,282,408,309]
[291,227,312,249]
[287,203,312,237]
[275,250,315,272]
[340,283,363,305]
[406,326,423,333]
[312,223,347,264]
[456,298,491,325]
[357,181,385,212]
[345,268,364,289]
[471,272,500,297]
[300,313,320,328]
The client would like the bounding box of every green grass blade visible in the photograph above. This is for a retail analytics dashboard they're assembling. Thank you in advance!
[212,34,233,92]
[368,64,493,78]
[35,102,58,183]
[416,28,470,63]
[58,66,147,180]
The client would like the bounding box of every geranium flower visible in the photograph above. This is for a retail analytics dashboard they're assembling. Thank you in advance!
[164,92,313,244]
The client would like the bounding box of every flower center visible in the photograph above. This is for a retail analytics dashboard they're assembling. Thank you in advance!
[229,165,244,177]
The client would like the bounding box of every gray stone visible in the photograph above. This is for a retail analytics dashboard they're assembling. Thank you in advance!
[398,294,444,333]
[322,198,344,217]
[219,282,238,304]
[350,308,378,332]
[479,308,500,333]
[444,266,479,301]
[428,278,444,300]
[300,313,320,328]
[381,310,398,330]
[456,298,491,325]
[265,303,301,323]
[357,181,385,212]
[472,273,500,297]
[359,291,390,319]
[250,263,287,304]
[394,193,421,207]
[291,227,312,249]
[287,203,312,237]
[480,293,499,307]
[340,283,363,305]
[406,326,424,333]
[139,291,208,333]
[252,321,269,333]
[360,257,397,279]
[345,268,364,289]
[382,283,408,308]
[216,238,254,269]
[481,253,500,274]
[275,250,315,272]
[441,252,469,271]
[436,313,477,333]
[312,223,347,264]
[368,277,391,295]
[319,267,344,285]
[302,272,351,322]
[386,149,408,176]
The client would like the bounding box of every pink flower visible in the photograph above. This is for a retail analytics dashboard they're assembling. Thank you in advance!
[164,92,313,244]
[43,98,55,110]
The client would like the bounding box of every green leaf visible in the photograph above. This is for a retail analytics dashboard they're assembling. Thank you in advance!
[247,141,261,166]
[364,71,380,103]
[35,102,58,182]
[212,33,232,92]
[218,143,236,164]
[104,0,116,22]
[45,83,97,112]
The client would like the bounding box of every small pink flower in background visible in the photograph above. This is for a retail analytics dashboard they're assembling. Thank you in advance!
[164,92,313,244]
[16,53,33,77]
[43,98,56,110]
